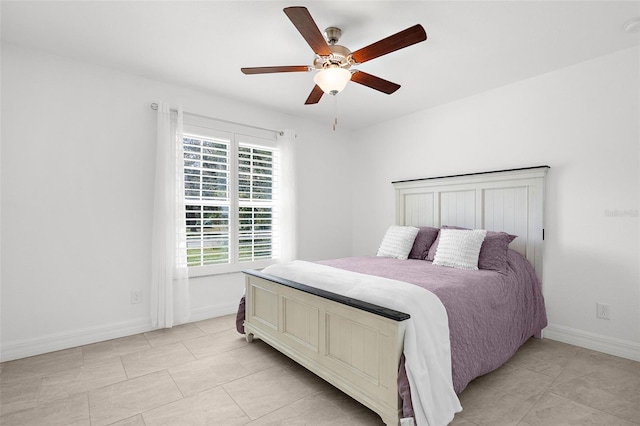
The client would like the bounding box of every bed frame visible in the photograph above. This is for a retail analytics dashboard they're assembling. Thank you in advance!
[243,166,549,426]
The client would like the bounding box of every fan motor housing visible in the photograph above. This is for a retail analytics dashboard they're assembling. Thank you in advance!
[313,44,353,70]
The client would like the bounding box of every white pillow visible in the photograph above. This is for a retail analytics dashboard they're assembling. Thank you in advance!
[376,225,420,260]
[433,229,487,270]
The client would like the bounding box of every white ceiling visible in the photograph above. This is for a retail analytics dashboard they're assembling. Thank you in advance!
[2,1,639,130]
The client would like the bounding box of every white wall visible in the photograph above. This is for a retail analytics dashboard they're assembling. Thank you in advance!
[0,44,354,360]
[350,47,640,359]
[2,41,638,362]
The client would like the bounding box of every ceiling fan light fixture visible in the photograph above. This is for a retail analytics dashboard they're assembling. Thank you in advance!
[314,67,351,95]
[241,7,427,105]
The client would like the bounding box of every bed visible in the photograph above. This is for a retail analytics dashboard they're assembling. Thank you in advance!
[239,166,549,426]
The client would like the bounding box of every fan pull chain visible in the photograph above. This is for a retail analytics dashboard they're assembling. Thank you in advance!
[332,94,338,131]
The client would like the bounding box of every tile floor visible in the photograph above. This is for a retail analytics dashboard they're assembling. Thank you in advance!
[1,314,638,425]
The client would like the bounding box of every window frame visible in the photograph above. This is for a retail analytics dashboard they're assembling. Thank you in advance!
[182,121,280,278]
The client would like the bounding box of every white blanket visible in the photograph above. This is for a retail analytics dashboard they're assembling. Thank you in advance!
[262,261,462,426]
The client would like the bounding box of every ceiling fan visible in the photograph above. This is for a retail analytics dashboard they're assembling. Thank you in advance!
[241,6,427,105]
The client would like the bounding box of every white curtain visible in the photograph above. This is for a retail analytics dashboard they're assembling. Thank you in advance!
[277,129,298,262]
[151,102,190,328]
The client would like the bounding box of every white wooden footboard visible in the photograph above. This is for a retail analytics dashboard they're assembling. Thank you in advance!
[243,270,409,426]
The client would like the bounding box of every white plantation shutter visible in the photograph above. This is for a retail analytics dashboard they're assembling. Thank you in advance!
[183,134,230,266]
[238,144,278,262]
[181,120,280,275]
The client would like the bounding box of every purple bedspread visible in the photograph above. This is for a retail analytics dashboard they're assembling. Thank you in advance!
[236,250,547,418]
[317,250,547,394]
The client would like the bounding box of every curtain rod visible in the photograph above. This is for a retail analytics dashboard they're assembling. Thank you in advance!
[150,103,283,136]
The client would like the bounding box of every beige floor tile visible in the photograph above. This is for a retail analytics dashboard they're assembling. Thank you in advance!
[109,414,146,426]
[506,348,566,379]
[506,338,585,379]
[3,325,637,426]
[540,338,585,357]
[143,323,206,347]
[82,334,152,366]
[0,372,42,415]
[246,380,385,425]
[472,363,554,402]
[523,393,637,426]
[230,340,296,374]
[243,405,300,425]
[457,381,535,426]
[0,347,84,378]
[0,392,89,426]
[283,360,340,394]
[517,338,581,360]
[550,365,640,423]
[38,359,127,403]
[245,400,383,426]
[575,347,640,375]
[552,348,637,386]
[194,313,237,334]
[121,342,196,378]
[88,370,183,426]
[507,356,565,379]
[168,352,247,396]
[287,389,385,425]
[143,386,250,425]
[450,416,480,425]
[182,329,248,359]
[223,366,317,420]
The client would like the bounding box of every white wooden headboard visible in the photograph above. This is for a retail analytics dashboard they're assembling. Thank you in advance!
[393,166,549,278]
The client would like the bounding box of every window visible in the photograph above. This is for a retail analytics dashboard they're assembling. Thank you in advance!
[237,145,276,262]
[182,124,279,275]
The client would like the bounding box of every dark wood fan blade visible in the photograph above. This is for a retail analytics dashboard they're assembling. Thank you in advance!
[351,71,401,94]
[284,7,332,56]
[305,85,324,104]
[241,66,311,74]
[351,24,427,64]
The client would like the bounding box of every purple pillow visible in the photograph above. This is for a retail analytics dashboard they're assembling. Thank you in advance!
[408,227,440,260]
[478,231,517,272]
[427,225,516,272]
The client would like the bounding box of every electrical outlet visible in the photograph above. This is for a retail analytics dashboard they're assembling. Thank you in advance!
[596,303,610,320]
[131,290,142,304]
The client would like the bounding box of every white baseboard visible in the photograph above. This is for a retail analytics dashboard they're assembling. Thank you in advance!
[1,303,240,363]
[0,318,154,362]
[543,323,640,362]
